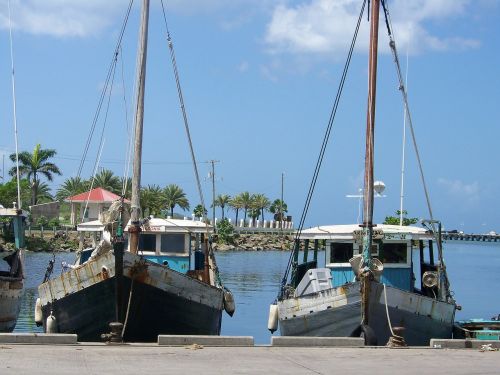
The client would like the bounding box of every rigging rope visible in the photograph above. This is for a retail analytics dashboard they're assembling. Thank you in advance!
[380,0,435,225]
[380,0,454,302]
[119,46,133,196]
[81,52,119,223]
[76,0,134,180]
[159,0,207,220]
[278,0,367,297]
[160,1,222,287]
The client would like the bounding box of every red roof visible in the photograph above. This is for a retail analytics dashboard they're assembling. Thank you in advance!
[66,188,128,203]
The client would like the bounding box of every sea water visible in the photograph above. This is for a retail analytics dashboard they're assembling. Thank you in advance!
[14,241,500,344]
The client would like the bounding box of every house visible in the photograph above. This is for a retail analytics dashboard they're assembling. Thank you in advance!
[65,188,128,226]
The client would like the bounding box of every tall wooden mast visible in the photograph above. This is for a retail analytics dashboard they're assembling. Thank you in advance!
[129,0,150,254]
[361,0,380,325]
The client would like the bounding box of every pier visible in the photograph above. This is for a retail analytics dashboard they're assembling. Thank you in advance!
[442,232,500,243]
[0,335,498,374]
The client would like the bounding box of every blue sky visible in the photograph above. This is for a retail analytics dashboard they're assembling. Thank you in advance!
[0,0,499,232]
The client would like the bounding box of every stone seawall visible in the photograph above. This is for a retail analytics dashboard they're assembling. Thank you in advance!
[1,231,297,252]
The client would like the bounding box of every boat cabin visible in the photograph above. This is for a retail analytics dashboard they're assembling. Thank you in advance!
[76,217,212,275]
[124,217,212,275]
[297,224,439,295]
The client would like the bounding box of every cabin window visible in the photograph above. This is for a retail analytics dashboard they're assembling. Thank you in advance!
[139,233,156,252]
[378,243,407,264]
[329,242,353,263]
[160,234,186,254]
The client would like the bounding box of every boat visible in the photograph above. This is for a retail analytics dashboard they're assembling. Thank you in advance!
[36,0,232,342]
[454,316,500,341]
[275,224,456,345]
[270,0,457,346]
[0,207,25,333]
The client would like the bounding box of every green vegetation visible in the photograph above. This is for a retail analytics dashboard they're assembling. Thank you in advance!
[216,218,234,244]
[383,210,419,226]
[270,199,288,221]
[213,194,231,219]
[193,204,207,219]
[140,184,165,217]
[164,184,190,217]
[0,178,30,208]
[9,143,61,205]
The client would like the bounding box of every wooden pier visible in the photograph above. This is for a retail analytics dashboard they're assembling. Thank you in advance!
[442,232,500,243]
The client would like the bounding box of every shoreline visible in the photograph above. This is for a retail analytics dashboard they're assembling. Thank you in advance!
[1,232,298,253]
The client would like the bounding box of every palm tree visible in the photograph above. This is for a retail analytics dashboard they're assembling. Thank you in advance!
[270,199,288,221]
[252,193,271,221]
[56,177,88,201]
[34,181,54,203]
[213,194,231,220]
[140,185,165,217]
[193,204,207,218]
[229,195,244,224]
[9,143,62,206]
[91,169,121,194]
[239,191,253,223]
[163,184,189,217]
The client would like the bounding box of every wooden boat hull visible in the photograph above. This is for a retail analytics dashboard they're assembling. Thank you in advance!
[38,251,224,342]
[278,281,456,346]
[0,278,23,332]
[0,250,24,332]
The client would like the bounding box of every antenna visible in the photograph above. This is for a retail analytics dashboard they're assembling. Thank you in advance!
[8,0,22,210]
[399,43,409,226]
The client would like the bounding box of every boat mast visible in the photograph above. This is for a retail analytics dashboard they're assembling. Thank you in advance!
[361,0,380,325]
[129,0,150,254]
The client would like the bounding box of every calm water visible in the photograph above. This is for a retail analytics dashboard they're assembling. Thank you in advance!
[15,242,500,344]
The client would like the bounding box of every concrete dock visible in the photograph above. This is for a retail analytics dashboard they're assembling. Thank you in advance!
[1,343,499,374]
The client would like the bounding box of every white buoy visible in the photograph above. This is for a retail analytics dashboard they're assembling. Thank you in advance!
[34,298,43,326]
[223,288,236,317]
[46,310,57,333]
[267,304,279,333]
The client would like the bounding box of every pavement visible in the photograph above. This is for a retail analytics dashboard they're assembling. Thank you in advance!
[1,344,499,374]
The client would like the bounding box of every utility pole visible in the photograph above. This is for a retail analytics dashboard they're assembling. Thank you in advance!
[208,160,219,226]
[280,172,284,230]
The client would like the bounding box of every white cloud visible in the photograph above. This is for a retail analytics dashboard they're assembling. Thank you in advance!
[0,0,125,37]
[0,0,275,38]
[264,0,481,57]
[438,178,480,201]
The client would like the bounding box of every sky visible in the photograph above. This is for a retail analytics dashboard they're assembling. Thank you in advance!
[0,0,499,232]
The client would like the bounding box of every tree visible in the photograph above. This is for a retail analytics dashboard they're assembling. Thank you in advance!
[383,210,419,226]
[270,199,288,221]
[213,194,231,220]
[229,195,244,224]
[9,144,62,205]
[239,191,253,223]
[56,177,88,201]
[0,178,30,208]
[193,204,207,218]
[140,185,165,217]
[163,184,189,217]
[34,181,54,203]
[216,218,234,244]
[91,169,121,194]
[252,193,271,221]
